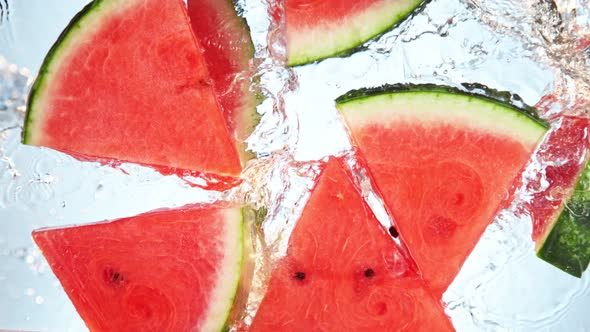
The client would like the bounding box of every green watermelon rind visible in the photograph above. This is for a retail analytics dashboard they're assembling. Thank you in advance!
[203,207,245,332]
[23,0,116,145]
[234,40,261,164]
[336,84,548,148]
[335,83,548,128]
[214,0,261,163]
[236,78,264,163]
[287,0,428,66]
[537,160,590,278]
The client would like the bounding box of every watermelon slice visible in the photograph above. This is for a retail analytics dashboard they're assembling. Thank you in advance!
[337,84,547,296]
[529,117,590,277]
[32,205,243,332]
[23,0,242,177]
[188,0,259,164]
[250,158,454,331]
[285,0,425,66]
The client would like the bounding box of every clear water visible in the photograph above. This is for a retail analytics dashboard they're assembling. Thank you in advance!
[1,0,590,331]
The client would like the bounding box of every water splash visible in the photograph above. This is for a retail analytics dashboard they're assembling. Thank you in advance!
[238,0,299,158]
[222,0,316,323]
[3,0,590,330]
[427,2,590,330]
[233,0,590,329]
[0,56,29,208]
[467,0,590,119]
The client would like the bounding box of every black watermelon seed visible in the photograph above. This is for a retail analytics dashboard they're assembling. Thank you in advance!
[293,271,306,281]
[388,226,399,238]
[364,268,375,278]
[112,272,122,283]
[104,267,124,286]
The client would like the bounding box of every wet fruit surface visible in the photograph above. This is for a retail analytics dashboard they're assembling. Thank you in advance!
[251,159,453,332]
[339,90,545,295]
[32,206,243,332]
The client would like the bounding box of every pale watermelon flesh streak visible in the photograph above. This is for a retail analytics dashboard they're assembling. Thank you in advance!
[32,206,243,332]
[188,0,259,163]
[286,0,424,65]
[339,91,546,296]
[251,159,454,332]
[25,0,242,176]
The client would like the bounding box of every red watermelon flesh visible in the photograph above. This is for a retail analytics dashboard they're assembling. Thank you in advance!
[338,89,546,296]
[32,205,243,332]
[188,0,259,163]
[250,158,454,332]
[24,0,242,177]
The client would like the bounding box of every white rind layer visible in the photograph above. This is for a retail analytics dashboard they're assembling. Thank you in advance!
[200,207,243,332]
[338,91,547,148]
[287,0,423,66]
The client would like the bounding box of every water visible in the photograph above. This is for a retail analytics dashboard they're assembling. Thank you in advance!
[1,0,590,330]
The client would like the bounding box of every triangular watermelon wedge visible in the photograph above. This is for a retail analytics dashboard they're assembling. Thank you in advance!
[529,117,590,277]
[23,0,242,177]
[250,158,453,331]
[188,0,260,164]
[32,205,243,332]
[338,84,547,296]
